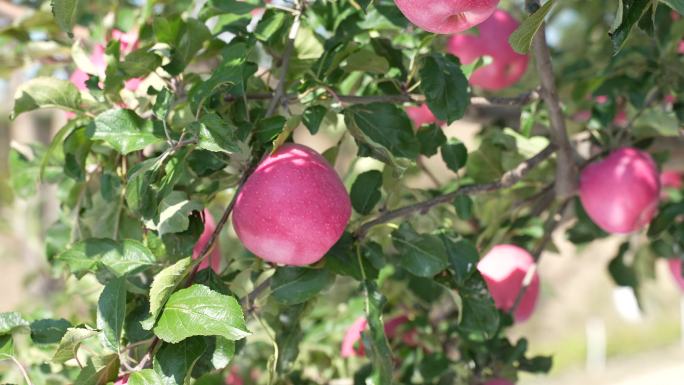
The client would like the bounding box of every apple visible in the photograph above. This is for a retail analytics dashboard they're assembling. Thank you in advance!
[477,244,540,322]
[579,147,661,234]
[341,315,416,357]
[192,209,223,273]
[225,367,244,385]
[114,376,128,385]
[483,379,514,385]
[232,143,351,266]
[668,259,684,291]
[661,170,682,190]
[446,9,529,90]
[393,0,500,34]
[405,104,442,128]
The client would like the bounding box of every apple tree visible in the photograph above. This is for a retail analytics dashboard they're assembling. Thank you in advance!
[1,0,683,384]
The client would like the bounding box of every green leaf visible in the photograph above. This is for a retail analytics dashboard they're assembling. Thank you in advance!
[196,114,240,153]
[128,369,165,385]
[441,139,468,172]
[509,0,556,54]
[255,116,287,145]
[609,0,654,54]
[153,337,207,385]
[30,318,71,344]
[392,224,448,277]
[453,195,474,220]
[154,284,250,343]
[201,0,258,19]
[661,0,684,14]
[142,257,194,330]
[361,281,393,385]
[608,242,638,288]
[121,48,162,77]
[420,53,470,124]
[74,354,119,385]
[350,170,383,215]
[0,312,29,335]
[153,88,173,120]
[211,337,236,370]
[56,238,156,278]
[165,19,211,76]
[441,236,479,285]
[344,103,419,159]
[648,203,684,237]
[155,191,203,236]
[11,77,81,119]
[51,0,81,33]
[52,326,99,363]
[271,267,335,305]
[189,42,250,114]
[97,276,127,352]
[458,279,499,338]
[91,109,164,155]
[0,335,13,357]
[302,105,327,135]
[344,48,390,74]
[417,124,447,157]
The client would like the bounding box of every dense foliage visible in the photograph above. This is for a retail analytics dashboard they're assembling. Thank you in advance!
[1,0,683,384]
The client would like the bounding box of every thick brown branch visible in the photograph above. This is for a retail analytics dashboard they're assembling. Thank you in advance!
[527,0,578,200]
[353,144,556,239]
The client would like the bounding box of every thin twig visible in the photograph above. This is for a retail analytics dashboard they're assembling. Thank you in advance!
[354,144,556,239]
[0,354,34,385]
[265,0,304,117]
[527,0,578,200]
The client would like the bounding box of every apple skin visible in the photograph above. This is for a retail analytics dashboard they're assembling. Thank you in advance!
[477,244,539,323]
[405,104,442,128]
[447,9,528,90]
[192,209,223,273]
[579,147,661,234]
[341,315,417,357]
[232,143,351,266]
[114,376,129,385]
[668,259,684,291]
[483,379,514,385]
[393,0,500,34]
[661,170,682,190]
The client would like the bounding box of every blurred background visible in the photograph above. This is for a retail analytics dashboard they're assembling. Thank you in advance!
[2,0,684,384]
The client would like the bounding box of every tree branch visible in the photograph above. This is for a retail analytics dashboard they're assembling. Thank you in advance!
[353,144,556,239]
[527,0,578,200]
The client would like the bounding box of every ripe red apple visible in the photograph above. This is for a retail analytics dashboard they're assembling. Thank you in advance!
[668,259,684,291]
[114,376,128,385]
[446,9,528,90]
[393,0,500,34]
[341,315,417,357]
[661,170,682,190]
[579,147,661,234]
[232,143,351,266]
[483,379,514,385]
[192,209,223,273]
[477,244,539,322]
[405,104,442,128]
[225,367,244,385]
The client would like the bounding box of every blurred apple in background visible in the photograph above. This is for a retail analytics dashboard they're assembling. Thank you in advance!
[447,9,528,90]
[477,244,540,322]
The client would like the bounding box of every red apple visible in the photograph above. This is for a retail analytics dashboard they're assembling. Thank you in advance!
[405,104,442,128]
[668,259,684,291]
[661,170,683,190]
[393,0,500,34]
[579,147,661,234]
[232,143,351,266]
[477,244,539,322]
[225,367,244,385]
[114,376,128,385]
[192,209,223,273]
[447,9,528,90]
[483,379,514,385]
[341,315,416,357]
